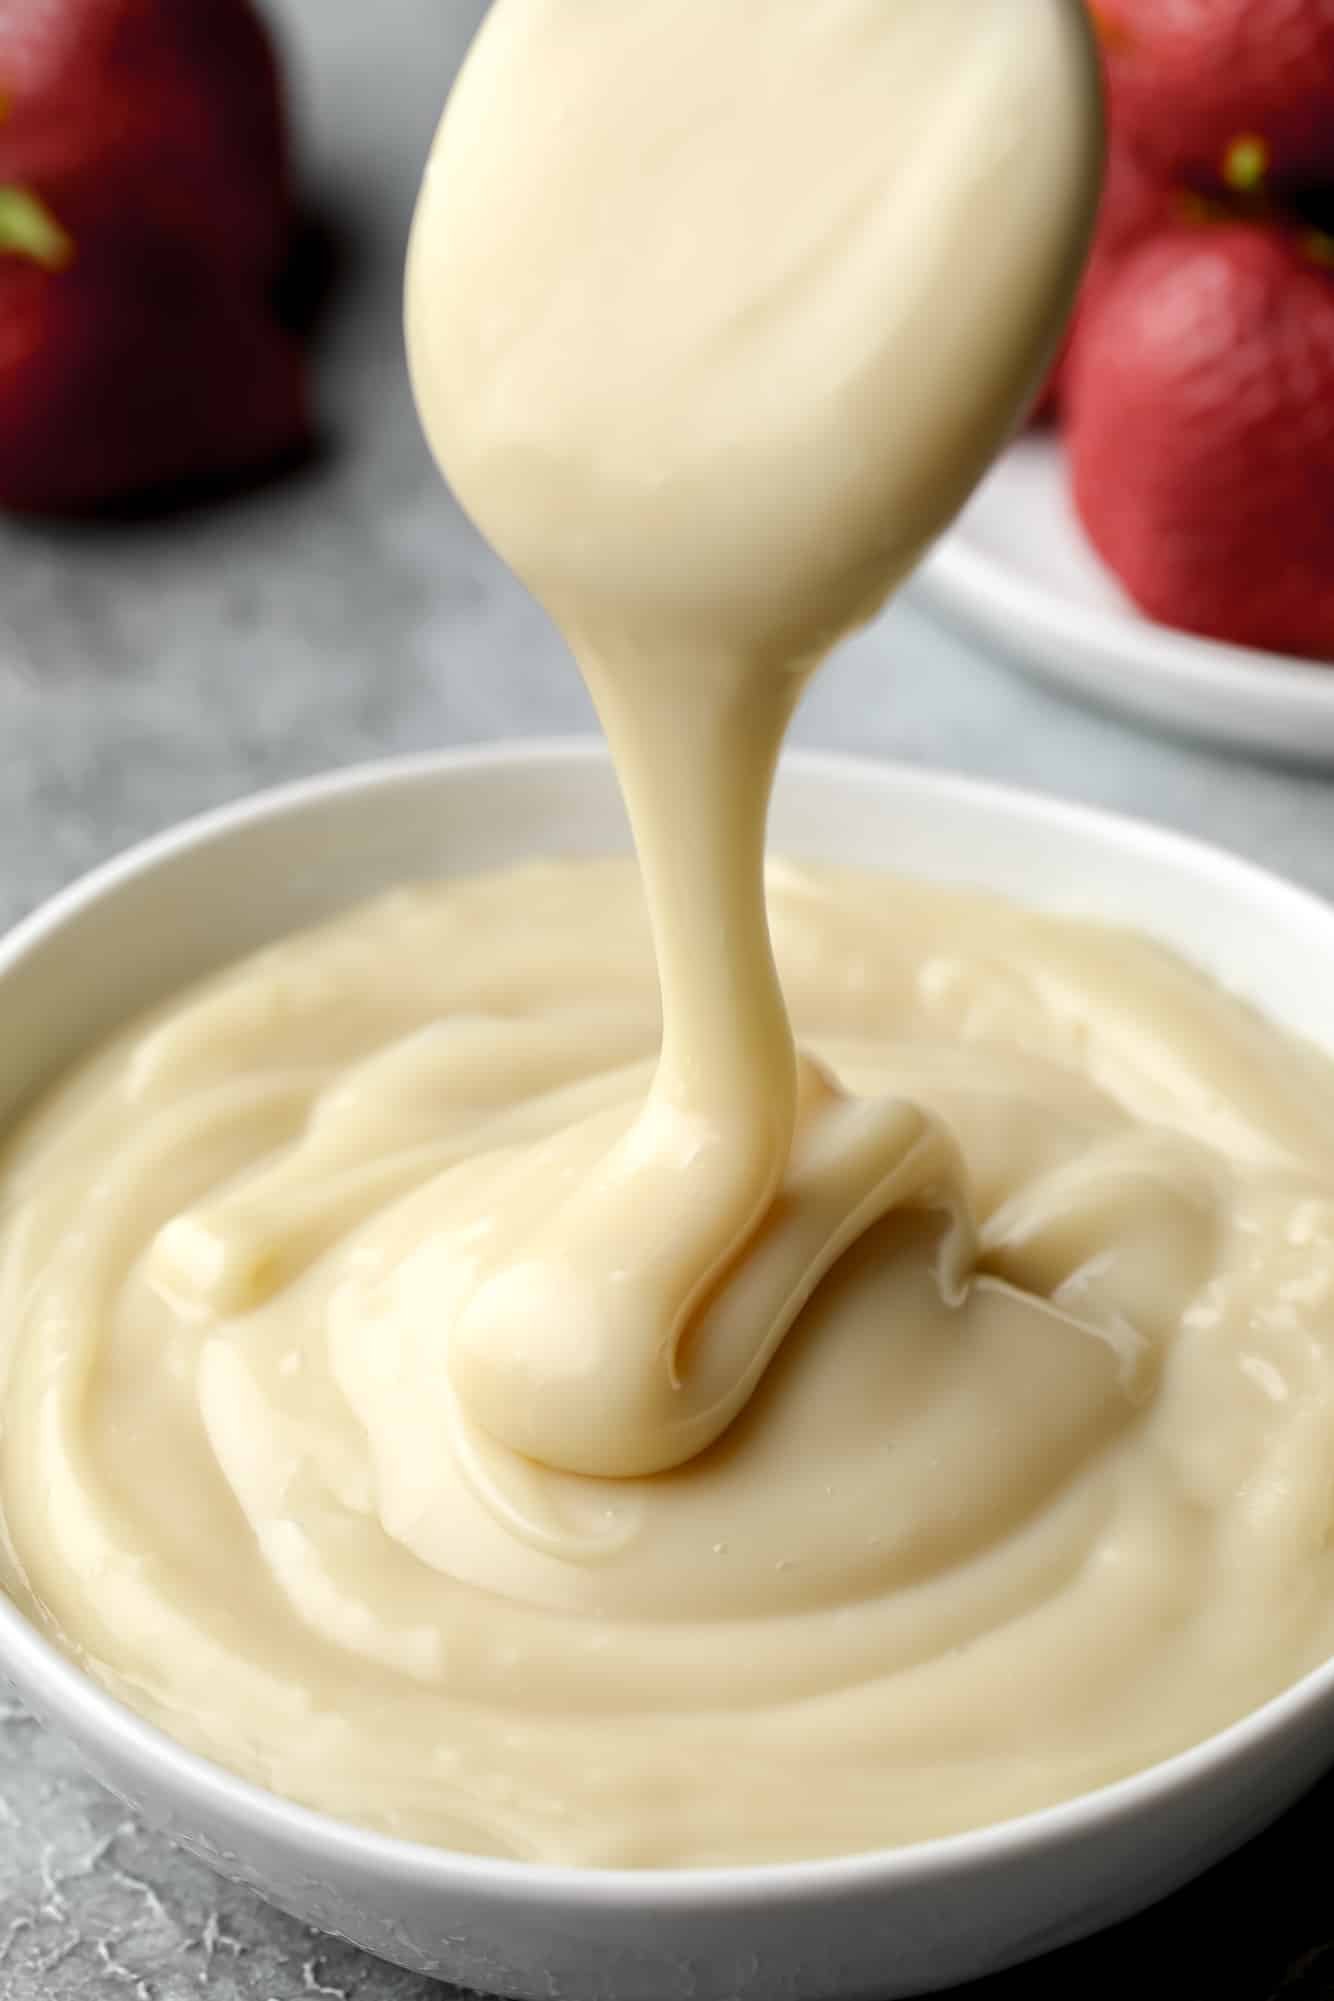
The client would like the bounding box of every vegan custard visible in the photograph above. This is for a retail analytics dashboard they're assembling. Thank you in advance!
[7,0,1334,1872]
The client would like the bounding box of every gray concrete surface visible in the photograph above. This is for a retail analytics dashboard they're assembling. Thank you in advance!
[2,3,1334,1994]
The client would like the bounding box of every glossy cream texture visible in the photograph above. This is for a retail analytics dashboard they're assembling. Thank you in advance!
[403,0,1102,1479]
[7,864,1334,1863]
[3,0,1263,1868]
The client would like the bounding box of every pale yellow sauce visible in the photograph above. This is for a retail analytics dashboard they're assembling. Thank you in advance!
[402,0,1099,1480]
[6,865,1334,1863]
[11,0,1330,1872]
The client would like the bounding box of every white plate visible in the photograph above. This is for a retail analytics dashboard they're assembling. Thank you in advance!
[914,433,1334,764]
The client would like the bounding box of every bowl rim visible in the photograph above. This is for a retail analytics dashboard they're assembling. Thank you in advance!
[5,733,1334,1907]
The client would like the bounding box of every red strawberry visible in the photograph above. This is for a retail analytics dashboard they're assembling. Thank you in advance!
[0,0,307,512]
[0,207,307,511]
[1034,137,1176,422]
[0,0,292,284]
[1068,221,1334,659]
[1094,0,1334,194]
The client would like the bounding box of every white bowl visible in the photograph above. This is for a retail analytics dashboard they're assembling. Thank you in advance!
[5,740,1334,2000]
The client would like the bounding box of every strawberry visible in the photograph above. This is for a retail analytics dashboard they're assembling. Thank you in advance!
[0,0,292,283]
[1093,0,1334,194]
[0,210,307,512]
[1034,136,1176,421]
[1068,221,1334,659]
[0,0,307,512]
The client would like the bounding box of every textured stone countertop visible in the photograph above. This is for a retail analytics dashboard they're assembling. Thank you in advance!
[4,3,1334,1995]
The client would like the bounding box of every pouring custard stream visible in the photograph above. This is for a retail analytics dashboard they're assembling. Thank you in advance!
[19,0,1334,1870]
[402,0,1102,1476]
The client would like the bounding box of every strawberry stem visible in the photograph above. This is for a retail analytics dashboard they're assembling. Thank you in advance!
[1223,135,1269,194]
[0,186,73,268]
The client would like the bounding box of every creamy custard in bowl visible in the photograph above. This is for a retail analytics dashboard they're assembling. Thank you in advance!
[8,855,1334,1868]
[10,0,1334,1874]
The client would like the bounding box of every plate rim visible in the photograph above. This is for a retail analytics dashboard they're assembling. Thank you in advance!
[915,439,1334,741]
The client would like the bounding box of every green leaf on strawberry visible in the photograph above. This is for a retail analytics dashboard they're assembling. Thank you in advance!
[1222,135,1269,194]
[0,186,72,268]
